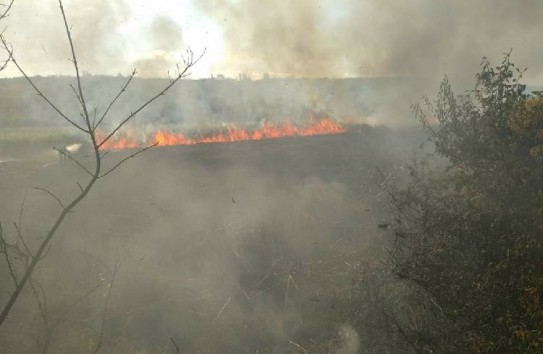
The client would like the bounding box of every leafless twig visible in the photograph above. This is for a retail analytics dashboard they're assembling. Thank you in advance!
[169,337,180,354]
[53,147,93,176]
[288,339,308,353]
[34,187,65,209]
[0,36,88,133]
[216,296,232,318]
[92,251,129,354]
[94,69,137,130]
[0,0,202,328]
[98,49,205,148]
[0,223,18,286]
[99,143,157,178]
[0,0,14,21]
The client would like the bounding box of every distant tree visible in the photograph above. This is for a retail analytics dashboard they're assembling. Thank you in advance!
[381,53,543,353]
[0,0,202,329]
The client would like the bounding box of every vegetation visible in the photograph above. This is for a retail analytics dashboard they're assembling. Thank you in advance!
[1,0,541,352]
[383,53,543,353]
[0,0,201,331]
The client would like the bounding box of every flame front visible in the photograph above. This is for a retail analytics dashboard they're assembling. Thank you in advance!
[98,117,346,150]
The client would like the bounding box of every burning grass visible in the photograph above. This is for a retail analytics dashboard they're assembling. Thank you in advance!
[97,116,346,150]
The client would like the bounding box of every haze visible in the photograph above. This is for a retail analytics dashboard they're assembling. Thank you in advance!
[1,1,542,353]
[3,0,543,85]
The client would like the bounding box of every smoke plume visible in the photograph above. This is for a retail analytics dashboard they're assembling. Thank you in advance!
[197,0,543,85]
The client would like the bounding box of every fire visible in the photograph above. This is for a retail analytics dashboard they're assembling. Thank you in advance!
[98,116,346,150]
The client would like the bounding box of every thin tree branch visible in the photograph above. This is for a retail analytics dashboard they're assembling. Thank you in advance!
[0,168,100,326]
[0,0,201,330]
[53,281,102,327]
[288,339,308,353]
[13,222,32,262]
[0,0,14,21]
[0,37,89,133]
[34,187,65,209]
[91,106,97,129]
[0,35,12,72]
[58,0,91,131]
[169,337,180,354]
[0,223,18,286]
[98,49,205,148]
[69,83,83,106]
[53,147,93,177]
[92,252,129,354]
[216,296,231,318]
[99,143,157,178]
[94,69,136,130]
[0,1,15,72]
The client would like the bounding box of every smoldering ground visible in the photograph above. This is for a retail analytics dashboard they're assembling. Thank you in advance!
[0,130,424,353]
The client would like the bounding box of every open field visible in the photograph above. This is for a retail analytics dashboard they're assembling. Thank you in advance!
[0,128,425,353]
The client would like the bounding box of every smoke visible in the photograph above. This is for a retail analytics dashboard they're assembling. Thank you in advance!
[131,16,185,77]
[197,0,543,85]
[3,1,543,127]
[2,0,184,77]
[336,325,361,354]
[0,131,404,352]
[5,0,543,84]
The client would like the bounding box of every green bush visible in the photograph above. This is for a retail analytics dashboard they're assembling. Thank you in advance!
[383,53,543,353]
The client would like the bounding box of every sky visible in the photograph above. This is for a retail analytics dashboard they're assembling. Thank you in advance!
[2,0,543,86]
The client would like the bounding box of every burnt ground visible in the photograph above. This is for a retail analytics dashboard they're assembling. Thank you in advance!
[0,127,425,353]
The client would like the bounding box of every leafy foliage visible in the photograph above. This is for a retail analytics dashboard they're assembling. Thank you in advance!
[384,53,543,353]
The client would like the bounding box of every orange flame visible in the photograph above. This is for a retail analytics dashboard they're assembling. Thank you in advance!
[98,117,346,150]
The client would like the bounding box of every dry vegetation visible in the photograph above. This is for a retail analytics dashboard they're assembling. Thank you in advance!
[0,131,424,353]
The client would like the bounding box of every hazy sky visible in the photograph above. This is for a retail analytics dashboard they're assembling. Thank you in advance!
[2,0,543,85]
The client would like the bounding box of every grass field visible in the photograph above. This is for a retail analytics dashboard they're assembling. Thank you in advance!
[0,128,424,353]
[0,126,80,144]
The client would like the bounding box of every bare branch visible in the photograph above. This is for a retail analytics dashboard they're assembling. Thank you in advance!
[0,166,100,326]
[0,223,18,286]
[91,106,98,129]
[0,1,15,72]
[53,281,102,327]
[288,339,308,353]
[94,69,137,130]
[99,143,157,178]
[12,193,33,262]
[92,252,129,354]
[40,246,54,265]
[13,222,32,261]
[169,337,180,354]
[34,187,65,209]
[29,278,49,330]
[0,37,89,133]
[0,0,202,330]
[28,278,54,354]
[69,83,83,106]
[58,0,91,130]
[0,0,14,21]
[0,35,12,72]
[53,147,93,177]
[216,296,231,318]
[98,49,205,148]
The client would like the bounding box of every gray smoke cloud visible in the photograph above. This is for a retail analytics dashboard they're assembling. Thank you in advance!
[197,0,543,85]
[4,0,543,84]
[2,0,542,127]
[3,0,184,77]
